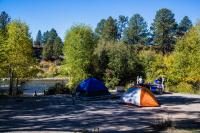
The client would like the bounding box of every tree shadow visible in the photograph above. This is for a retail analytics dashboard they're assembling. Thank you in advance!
[0,94,200,132]
[156,94,200,106]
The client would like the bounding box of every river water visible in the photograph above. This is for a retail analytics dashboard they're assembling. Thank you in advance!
[22,79,68,95]
[0,78,67,96]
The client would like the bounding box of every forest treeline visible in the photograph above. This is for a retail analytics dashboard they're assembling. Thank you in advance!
[0,8,200,95]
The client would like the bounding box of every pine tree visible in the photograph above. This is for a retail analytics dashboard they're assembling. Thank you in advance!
[0,11,11,36]
[42,28,63,60]
[53,36,63,59]
[42,31,50,44]
[151,8,177,54]
[177,16,193,37]
[95,19,106,37]
[102,16,118,41]
[34,30,43,46]
[123,14,148,45]
[117,15,128,40]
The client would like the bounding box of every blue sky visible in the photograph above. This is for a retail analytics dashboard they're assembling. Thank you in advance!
[0,0,200,40]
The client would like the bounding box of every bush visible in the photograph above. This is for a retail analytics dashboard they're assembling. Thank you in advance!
[104,69,120,89]
[94,40,140,89]
[168,82,194,94]
[139,50,168,82]
[45,83,70,95]
[165,24,200,93]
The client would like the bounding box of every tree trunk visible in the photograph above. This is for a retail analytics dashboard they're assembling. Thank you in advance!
[9,70,13,96]
[16,78,19,95]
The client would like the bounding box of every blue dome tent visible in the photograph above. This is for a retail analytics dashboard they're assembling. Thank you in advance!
[76,78,110,96]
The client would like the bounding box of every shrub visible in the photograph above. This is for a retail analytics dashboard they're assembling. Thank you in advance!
[139,50,168,83]
[168,82,194,94]
[165,24,200,93]
[94,40,140,89]
[45,83,70,95]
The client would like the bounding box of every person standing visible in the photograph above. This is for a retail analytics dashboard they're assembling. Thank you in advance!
[138,76,144,85]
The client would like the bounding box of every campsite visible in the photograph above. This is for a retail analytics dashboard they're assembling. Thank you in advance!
[1,93,200,132]
[1,0,200,132]
[1,78,200,132]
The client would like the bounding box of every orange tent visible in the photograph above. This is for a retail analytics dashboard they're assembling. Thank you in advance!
[122,86,159,107]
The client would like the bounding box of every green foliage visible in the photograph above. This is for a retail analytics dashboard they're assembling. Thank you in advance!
[42,28,63,60]
[0,11,11,36]
[44,63,59,77]
[102,16,118,41]
[140,24,200,94]
[4,20,37,79]
[42,31,50,44]
[105,43,137,86]
[93,39,109,79]
[117,15,128,40]
[0,30,7,77]
[43,38,53,59]
[139,50,167,82]
[1,9,199,95]
[34,30,43,46]
[94,40,139,89]
[169,25,200,89]
[0,11,10,74]
[168,82,194,94]
[151,8,177,54]
[63,25,96,89]
[138,50,157,81]
[45,83,70,95]
[177,16,193,37]
[0,20,38,95]
[123,14,148,45]
[95,19,106,37]
[53,36,63,58]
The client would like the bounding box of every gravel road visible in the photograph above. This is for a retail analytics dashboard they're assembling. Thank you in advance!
[0,93,200,132]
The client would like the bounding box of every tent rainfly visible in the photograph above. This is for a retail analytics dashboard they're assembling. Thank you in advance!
[122,87,160,107]
[76,78,110,97]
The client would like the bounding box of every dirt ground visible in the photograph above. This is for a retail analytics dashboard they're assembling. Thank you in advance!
[0,93,200,133]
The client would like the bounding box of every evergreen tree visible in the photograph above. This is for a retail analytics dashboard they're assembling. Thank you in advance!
[42,31,50,44]
[102,16,118,41]
[123,14,148,45]
[151,8,177,54]
[0,11,11,36]
[42,28,63,60]
[117,15,128,40]
[48,28,58,41]
[95,19,106,37]
[34,30,43,46]
[177,16,193,37]
[53,36,63,59]
[43,38,53,60]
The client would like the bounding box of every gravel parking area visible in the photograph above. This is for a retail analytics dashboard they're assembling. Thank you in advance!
[0,93,200,132]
